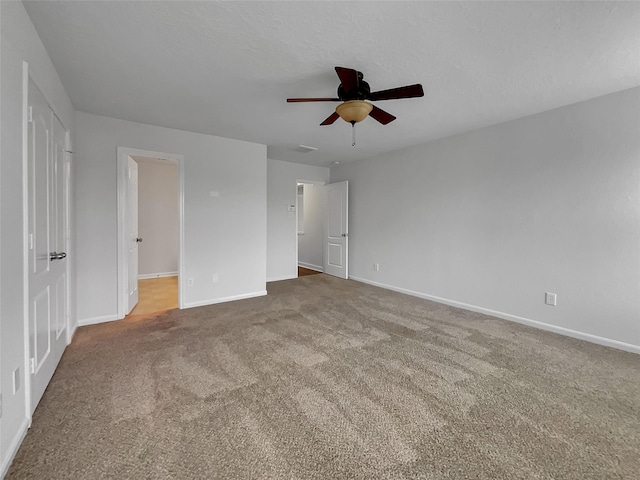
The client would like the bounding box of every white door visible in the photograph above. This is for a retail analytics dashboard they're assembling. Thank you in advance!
[28,80,68,413]
[126,157,140,313]
[323,181,349,279]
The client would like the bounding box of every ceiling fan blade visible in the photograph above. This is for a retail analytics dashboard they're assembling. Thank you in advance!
[320,111,340,126]
[369,105,396,125]
[287,98,340,102]
[369,84,424,101]
[335,67,359,92]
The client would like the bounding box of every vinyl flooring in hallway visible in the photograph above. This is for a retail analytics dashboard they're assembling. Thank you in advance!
[298,266,322,277]
[129,276,178,316]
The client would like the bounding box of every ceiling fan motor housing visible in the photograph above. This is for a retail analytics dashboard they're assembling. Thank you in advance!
[337,76,371,100]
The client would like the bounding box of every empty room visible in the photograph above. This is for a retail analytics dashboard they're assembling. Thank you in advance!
[1,1,639,478]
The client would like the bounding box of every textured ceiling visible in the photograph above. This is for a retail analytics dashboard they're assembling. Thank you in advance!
[24,1,640,166]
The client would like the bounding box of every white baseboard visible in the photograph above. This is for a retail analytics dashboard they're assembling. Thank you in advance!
[267,275,296,282]
[183,290,267,309]
[77,314,120,327]
[1,418,29,478]
[68,323,77,342]
[349,275,640,355]
[298,262,323,272]
[138,271,178,280]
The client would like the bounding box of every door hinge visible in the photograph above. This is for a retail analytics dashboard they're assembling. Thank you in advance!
[30,358,36,374]
[29,233,34,250]
[28,106,33,123]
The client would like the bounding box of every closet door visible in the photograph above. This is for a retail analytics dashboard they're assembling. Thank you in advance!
[27,79,68,413]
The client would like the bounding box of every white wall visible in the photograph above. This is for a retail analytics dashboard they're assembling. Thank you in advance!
[75,112,267,321]
[267,159,329,281]
[0,1,76,474]
[136,158,179,277]
[298,184,324,271]
[331,87,640,353]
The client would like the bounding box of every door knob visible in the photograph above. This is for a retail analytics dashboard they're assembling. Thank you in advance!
[50,251,58,261]
[57,252,67,260]
[136,238,143,243]
[341,233,348,237]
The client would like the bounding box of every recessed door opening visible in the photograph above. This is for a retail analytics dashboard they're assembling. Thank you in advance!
[127,155,180,316]
[297,182,324,277]
[117,148,185,320]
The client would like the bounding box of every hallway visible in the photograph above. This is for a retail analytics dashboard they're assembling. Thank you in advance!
[129,276,178,316]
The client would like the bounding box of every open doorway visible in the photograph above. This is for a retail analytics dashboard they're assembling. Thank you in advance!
[117,147,184,319]
[128,155,180,315]
[296,182,324,277]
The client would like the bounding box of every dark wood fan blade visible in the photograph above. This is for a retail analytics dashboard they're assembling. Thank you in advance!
[335,67,359,92]
[369,84,424,101]
[287,98,340,102]
[320,112,340,126]
[369,105,396,125]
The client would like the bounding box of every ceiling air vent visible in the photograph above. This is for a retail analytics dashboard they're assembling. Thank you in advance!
[294,145,318,153]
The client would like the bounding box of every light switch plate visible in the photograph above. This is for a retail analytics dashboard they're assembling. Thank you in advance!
[13,367,20,393]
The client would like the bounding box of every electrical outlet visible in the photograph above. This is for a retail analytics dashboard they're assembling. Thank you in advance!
[212,274,219,283]
[545,292,557,306]
[188,278,194,287]
[373,263,380,271]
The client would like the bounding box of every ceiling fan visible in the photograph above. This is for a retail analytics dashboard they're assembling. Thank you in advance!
[287,66,424,128]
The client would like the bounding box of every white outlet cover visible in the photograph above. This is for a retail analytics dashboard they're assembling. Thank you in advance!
[545,292,557,306]
[212,274,219,283]
[210,191,220,197]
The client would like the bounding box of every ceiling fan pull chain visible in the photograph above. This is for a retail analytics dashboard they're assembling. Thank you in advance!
[352,122,356,147]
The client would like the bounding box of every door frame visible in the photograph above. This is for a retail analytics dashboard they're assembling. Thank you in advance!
[21,62,73,422]
[295,179,326,277]
[116,147,185,319]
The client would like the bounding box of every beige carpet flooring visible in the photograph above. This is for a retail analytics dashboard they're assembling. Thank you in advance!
[8,275,640,479]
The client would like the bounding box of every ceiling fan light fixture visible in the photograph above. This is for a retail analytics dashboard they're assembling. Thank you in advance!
[336,100,373,124]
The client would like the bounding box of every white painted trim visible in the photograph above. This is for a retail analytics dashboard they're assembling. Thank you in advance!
[117,148,185,320]
[77,314,120,327]
[267,275,296,282]
[182,290,267,309]
[64,146,73,347]
[138,271,178,280]
[295,184,300,275]
[21,62,33,428]
[0,418,29,479]
[298,262,323,272]
[68,323,78,342]
[297,178,326,186]
[349,275,640,355]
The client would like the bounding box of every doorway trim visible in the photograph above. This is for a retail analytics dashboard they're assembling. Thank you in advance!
[116,147,185,319]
